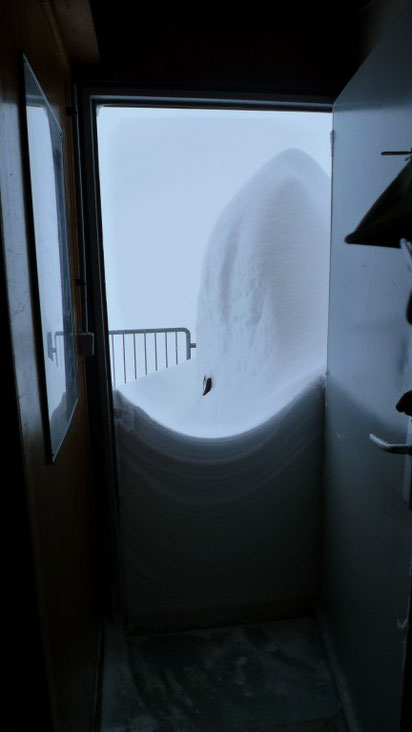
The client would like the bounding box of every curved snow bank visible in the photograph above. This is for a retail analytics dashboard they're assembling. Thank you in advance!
[117,148,330,437]
[113,376,324,627]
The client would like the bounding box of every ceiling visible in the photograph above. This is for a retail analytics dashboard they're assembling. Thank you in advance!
[85,2,372,101]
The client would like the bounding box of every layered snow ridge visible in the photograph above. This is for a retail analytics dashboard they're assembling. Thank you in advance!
[117,148,330,437]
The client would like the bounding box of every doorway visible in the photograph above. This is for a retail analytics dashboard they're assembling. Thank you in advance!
[93,105,333,629]
[78,93,346,730]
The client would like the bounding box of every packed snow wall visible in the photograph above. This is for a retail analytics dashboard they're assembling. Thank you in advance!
[114,381,325,628]
[113,148,330,628]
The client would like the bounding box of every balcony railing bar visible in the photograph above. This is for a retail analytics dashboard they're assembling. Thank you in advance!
[108,327,196,387]
[154,333,158,371]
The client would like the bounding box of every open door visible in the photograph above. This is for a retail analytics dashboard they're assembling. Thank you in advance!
[322,4,412,731]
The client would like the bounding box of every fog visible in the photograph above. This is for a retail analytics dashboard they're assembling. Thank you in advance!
[97,107,331,340]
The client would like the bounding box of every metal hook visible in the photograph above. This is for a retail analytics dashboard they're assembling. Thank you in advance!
[381,148,412,161]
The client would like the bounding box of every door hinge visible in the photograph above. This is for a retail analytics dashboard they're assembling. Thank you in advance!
[76,331,95,357]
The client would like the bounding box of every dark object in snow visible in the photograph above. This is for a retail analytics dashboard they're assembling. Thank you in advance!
[203,376,212,395]
[396,390,412,417]
[345,158,412,247]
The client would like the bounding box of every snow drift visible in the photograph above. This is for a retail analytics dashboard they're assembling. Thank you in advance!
[112,148,330,626]
[113,381,325,627]
[116,148,330,437]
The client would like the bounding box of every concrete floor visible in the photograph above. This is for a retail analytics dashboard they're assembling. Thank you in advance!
[100,617,347,732]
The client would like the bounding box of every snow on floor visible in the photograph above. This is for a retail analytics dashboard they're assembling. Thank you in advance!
[116,148,330,437]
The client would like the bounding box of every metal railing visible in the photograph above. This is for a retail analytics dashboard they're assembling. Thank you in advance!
[108,327,196,387]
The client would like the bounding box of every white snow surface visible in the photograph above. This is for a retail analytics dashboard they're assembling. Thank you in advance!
[116,148,330,437]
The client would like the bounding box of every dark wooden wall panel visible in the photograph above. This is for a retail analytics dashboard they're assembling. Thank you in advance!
[0,2,98,730]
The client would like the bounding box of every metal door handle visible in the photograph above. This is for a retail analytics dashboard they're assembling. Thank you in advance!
[369,433,412,454]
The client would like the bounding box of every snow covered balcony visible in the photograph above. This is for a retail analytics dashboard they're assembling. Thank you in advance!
[114,148,329,438]
[111,148,331,628]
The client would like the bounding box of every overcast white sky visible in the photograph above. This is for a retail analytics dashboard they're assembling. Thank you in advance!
[97,107,332,339]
